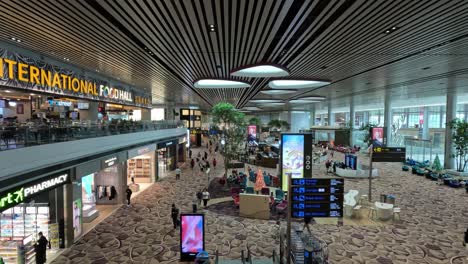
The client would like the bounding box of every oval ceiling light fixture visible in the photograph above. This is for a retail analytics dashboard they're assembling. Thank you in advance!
[269,79,331,89]
[289,99,320,104]
[260,89,297,95]
[259,102,286,107]
[231,63,289,78]
[299,96,326,100]
[193,78,250,89]
[249,99,283,103]
[242,106,262,111]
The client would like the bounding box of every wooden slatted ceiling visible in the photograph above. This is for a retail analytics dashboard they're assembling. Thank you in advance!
[0,0,466,110]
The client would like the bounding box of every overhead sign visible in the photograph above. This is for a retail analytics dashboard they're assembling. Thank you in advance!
[0,172,69,211]
[0,48,151,108]
[372,147,406,162]
[290,178,344,218]
[128,144,157,159]
[281,133,313,191]
[157,139,178,149]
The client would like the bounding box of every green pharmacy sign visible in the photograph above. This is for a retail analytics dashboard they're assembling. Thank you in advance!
[0,173,69,212]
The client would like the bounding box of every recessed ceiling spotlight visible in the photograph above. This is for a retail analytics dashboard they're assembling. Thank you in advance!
[5,90,11,93]
[269,79,330,89]
[384,26,399,34]
[208,24,216,32]
[11,37,16,41]
[30,93,35,96]
[231,63,289,78]
[260,89,297,95]
[194,79,250,89]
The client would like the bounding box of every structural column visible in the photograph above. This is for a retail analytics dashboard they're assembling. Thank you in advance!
[444,90,456,169]
[349,98,355,146]
[79,101,98,122]
[383,90,392,146]
[310,106,316,128]
[140,108,151,121]
[422,107,429,139]
[327,101,334,126]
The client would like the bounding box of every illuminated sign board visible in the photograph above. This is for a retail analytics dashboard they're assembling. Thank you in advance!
[102,156,118,168]
[0,48,151,108]
[180,214,205,261]
[0,172,69,212]
[281,133,313,191]
[290,178,344,218]
[48,100,72,107]
[128,144,157,159]
[372,147,406,162]
[247,125,257,146]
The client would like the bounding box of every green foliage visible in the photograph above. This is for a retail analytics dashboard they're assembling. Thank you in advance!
[448,118,468,172]
[268,119,290,131]
[432,155,443,172]
[211,103,247,175]
[248,117,262,127]
[359,122,377,146]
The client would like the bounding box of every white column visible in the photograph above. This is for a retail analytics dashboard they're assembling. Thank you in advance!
[350,98,355,146]
[310,106,316,127]
[383,91,392,146]
[328,101,334,126]
[444,90,456,169]
[422,107,429,139]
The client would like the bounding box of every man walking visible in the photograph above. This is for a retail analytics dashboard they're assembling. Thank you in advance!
[126,186,133,206]
[34,232,48,264]
[171,204,179,229]
[175,166,181,180]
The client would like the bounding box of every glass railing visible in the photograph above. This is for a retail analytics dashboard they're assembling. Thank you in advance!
[0,120,184,151]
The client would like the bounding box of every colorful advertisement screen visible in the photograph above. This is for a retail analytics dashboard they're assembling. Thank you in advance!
[180,214,205,260]
[247,125,257,146]
[282,134,305,191]
[371,127,385,146]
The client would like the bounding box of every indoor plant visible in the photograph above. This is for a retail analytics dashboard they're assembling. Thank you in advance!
[448,119,468,173]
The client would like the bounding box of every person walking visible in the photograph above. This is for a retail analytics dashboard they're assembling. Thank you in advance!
[192,198,198,213]
[171,204,179,229]
[196,190,203,206]
[126,186,132,206]
[34,232,48,264]
[212,158,217,170]
[190,158,195,170]
[197,152,201,159]
[202,189,210,207]
[204,151,208,160]
[175,166,181,180]
[189,148,192,159]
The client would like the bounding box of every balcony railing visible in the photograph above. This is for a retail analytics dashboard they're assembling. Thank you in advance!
[0,120,184,151]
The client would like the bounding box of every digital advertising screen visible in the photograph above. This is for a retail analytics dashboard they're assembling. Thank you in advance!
[281,134,305,191]
[371,127,385,146]
[247,125,257,146]
[180,214,205,261]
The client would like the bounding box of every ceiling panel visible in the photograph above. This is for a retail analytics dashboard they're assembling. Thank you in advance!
[0,0,466,111]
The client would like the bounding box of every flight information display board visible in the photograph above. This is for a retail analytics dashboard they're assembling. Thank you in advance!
[372,147,406,162]
[290,178,344,218]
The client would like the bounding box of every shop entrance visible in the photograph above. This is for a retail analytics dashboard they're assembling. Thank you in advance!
[77,165,122,238]
[127,152,155,196]
[157,143,177,179]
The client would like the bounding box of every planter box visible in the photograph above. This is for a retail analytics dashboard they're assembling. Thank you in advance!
[446,169,468,177]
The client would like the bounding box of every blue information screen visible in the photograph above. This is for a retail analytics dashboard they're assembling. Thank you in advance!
[290,178,344,218]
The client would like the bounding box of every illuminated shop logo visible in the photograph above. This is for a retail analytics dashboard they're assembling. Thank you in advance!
[99,85,133,102]
[0,174,68,211]
[48,100,72,107]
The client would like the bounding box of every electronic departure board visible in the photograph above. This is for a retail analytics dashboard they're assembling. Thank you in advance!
[290,178,344,218]
[372,147,406,162]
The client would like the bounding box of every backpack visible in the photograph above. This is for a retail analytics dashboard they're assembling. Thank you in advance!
[197,192,203,199]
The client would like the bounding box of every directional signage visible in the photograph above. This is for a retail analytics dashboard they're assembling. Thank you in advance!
[290,178,344,218]
[372,147,406,162]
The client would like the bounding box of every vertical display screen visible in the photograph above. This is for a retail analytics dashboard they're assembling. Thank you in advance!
[371,127,384,146]
[247,125,257,146]
[282,134,305,191]
[180,214,204,260]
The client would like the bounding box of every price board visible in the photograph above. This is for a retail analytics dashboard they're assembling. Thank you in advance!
[290,178,344,218]
[372,147,406,162]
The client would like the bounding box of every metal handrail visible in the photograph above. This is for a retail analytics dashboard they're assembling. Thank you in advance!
[0,120,185,151]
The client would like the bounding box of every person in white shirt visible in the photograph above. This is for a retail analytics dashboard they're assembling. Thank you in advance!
[202,189,210,207]
[175,167,181,180]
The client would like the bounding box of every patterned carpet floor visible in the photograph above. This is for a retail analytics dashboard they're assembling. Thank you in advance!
[52,148,468,264]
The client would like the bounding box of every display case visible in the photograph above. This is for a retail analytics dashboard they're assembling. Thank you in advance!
[0,204,50,242]
[0,234,35,264]
[127,158,152,178]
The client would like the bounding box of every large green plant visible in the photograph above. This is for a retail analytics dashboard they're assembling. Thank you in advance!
[268,119,290,131]
[212,103,247,176]
[359,123,377,146]
[448,119,468,172]
[248,117,262,128]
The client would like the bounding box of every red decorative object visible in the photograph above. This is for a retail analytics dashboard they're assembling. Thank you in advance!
[254,169,266,192]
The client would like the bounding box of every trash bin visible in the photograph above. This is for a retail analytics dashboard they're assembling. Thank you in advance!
[195,250,210,264]
[386,195,395,205]
[380,194,387,203]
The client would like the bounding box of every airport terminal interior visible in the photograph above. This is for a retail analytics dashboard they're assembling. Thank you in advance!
[0,1,468,263]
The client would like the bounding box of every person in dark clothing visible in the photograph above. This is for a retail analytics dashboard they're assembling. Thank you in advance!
[35,232,48,264]
[204,151,208,160]
[196,190,203,205]
[190,159,195,170]
[171,204,179,229]
[126,186,132,205]
[189,149,192,159]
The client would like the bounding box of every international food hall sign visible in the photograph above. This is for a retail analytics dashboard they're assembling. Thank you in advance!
[0,173,69,211]
[0,48,151,108]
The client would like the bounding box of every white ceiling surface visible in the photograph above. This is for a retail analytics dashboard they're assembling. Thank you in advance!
[0,1,467,110]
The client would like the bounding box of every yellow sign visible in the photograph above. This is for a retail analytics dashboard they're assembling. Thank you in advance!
[0,58,98,96]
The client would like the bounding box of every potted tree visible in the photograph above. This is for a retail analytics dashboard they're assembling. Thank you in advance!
[447,119,468,176]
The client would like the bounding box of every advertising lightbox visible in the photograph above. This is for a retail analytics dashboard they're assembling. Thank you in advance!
[281,133,313,191]
[180,214,205,261]
[247,125,257,146]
